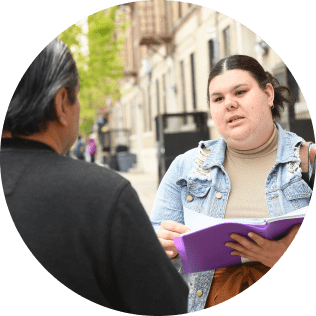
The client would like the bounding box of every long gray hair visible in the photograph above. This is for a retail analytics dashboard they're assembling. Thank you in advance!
[4,37,79,136]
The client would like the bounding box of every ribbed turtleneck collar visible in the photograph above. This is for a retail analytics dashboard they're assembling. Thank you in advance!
[227,124,278,159]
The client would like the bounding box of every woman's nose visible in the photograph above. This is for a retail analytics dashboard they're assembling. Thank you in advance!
[225,97,238,111]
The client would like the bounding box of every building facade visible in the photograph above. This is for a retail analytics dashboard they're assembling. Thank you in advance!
[103,1,310,175]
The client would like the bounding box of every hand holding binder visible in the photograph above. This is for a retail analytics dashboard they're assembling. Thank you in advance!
[173,206,307,274]
[226,222,301,268]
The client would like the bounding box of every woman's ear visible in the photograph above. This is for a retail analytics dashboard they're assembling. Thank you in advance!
[264,83,274,108]
[54,88,71,126]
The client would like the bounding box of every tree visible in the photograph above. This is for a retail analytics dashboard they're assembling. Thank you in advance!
[59,6,127,136]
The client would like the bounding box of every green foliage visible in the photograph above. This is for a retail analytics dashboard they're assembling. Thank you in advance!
[58,6,127,136]
[58,23,82,48]
[81,116,95,136]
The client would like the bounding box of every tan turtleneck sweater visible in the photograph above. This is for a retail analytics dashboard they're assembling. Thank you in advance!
[224,125,278,219]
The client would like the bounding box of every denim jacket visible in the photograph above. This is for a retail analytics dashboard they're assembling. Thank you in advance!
[151,122,314,312]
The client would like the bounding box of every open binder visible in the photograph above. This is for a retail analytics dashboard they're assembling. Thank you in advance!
[173,206,307,274]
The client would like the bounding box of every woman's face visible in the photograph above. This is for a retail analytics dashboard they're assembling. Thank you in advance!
[209,69,274,150]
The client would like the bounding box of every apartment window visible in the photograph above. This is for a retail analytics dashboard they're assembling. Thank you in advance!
[130,104,133,134]
[273,66,299,101]
[180,60,187,113]
[223,26,231,57]
[123,103,127,129]
[190,53,197,110]
[208,39,215,71]
[131,103,136,135]
[286,67,299,101]
[156,78,160,115]
[148,84,152,131]
[162,74,167,113]
[142,89,147,132]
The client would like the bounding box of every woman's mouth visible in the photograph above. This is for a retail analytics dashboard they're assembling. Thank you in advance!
[228,116,244,123]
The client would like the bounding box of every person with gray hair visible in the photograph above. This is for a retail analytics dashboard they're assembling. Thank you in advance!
[4,38,79,140]
[0,38,189,315]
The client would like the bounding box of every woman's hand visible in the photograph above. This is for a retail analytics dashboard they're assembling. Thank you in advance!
[225,224,301,267]
[157,220,191,259]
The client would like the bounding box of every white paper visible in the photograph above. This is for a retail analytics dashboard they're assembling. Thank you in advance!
[182,205,308,236]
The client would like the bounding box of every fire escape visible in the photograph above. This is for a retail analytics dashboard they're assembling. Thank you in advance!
[123,0,173,79]
[136,0,172,47]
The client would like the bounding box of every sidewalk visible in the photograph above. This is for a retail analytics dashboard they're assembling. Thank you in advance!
[117,170,159,217]
[70,152,158,217]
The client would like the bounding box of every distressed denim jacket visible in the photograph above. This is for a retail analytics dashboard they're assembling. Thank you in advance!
[150,122,314,312]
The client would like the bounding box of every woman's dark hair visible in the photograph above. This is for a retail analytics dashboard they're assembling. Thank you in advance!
[207,55,296,120]
[3,37,79,136]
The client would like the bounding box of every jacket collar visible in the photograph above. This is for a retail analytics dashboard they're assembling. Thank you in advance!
[274,121,302,164]
[199,122,303,169]
[1,137,56,152]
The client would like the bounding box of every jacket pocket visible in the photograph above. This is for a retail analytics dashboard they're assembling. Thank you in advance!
[176,176,212,212]
[283,179,312,210]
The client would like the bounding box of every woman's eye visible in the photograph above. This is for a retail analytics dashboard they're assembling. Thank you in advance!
[236,90,246,96]
[214,97,223,102]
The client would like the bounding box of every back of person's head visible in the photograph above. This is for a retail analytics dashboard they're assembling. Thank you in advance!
[4,37,79,136]
[207,55,296,120]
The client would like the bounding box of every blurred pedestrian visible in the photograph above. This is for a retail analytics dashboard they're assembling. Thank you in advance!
[74,135,85,160]
[88,137,96,163]
[0,37,188,315]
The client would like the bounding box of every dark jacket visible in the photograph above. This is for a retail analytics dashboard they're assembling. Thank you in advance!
[0,138,188,315]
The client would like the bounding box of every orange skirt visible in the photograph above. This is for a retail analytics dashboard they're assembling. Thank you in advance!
[205,262,270,308]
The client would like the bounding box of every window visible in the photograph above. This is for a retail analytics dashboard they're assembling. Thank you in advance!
[162,74,167,113]
[190,53,197,110]
[156,78,160,115]
[223,26,231,57]
[180,60,187,113]
[131,102,136,135]
[208,39,215,71]
[148,83,152,131]
[124,103,127,129]
[286,67,299,101]
[142,89,147,132]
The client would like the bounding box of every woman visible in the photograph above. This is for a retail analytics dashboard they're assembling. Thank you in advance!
[88,138,96,163]
[150,55,315,312]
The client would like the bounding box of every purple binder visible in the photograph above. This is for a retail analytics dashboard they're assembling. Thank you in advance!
[173,217,304,274]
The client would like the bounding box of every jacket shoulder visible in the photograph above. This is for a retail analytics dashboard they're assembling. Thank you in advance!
[60,157,129,190]
[170,138,222,174]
